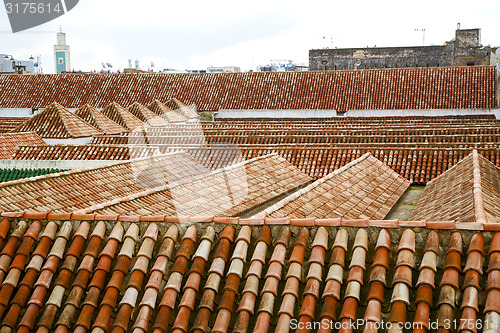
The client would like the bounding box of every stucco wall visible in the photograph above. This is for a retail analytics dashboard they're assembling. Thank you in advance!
[215,109,337,118]
[344,108,499,118]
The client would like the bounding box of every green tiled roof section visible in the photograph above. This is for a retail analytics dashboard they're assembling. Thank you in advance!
[0,168,68,183]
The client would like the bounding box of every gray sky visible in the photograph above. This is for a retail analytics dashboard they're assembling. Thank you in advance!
[1,0,499,73]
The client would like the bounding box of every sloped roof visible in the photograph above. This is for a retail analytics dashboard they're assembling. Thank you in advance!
[0,132,45,159]
[127,102,173,127]
[147,100,189,123]
[0,118,29,133]
[90,154,312,216]
[74,104,128,134]
[0,66,496,111]
[411,150,500,224]
[12,102,102,138]
[172,146,500,184]
[255,153,410,219]
[0,217,496,333]
[0,151,312,216]
[0,152,210,213]
[0,168,68,183]
[99,102,144,131]
[165,97,199,119]
[12,144,160,160]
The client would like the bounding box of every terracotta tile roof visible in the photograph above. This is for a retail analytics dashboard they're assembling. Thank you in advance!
[126,102,172,128]
[255,153,410,219]
[99,102,145,131]
[90,154,312,217]
[87,113,500,184]
[12,102,102,139]
[0,132,45,159]
[173,146,500,184]
[0,118,29,133]
[0,66,495,111]
[411,150,500,224]
[73,104,128,135]
[0,217,496,333]
[0,152,211,213]
[164,97,199,119]
[0,151,311,217]
[12,145,161,160]
[146,100,189,123]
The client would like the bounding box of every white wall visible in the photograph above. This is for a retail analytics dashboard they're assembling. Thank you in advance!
[344,108,499,118]
[0,109,33,117]
[215,109,337,118]
[44,137,93,145]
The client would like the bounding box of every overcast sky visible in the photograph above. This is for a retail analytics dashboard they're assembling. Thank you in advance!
[1,0,499,73]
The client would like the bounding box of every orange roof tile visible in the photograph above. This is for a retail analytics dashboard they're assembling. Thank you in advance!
[0,132,45,159]
[74,104,127,135]
[0,152,210,213]
[91,154,312,217]
[0,118,29,133]
[12,102,102,139]
[0,152,311,216]
[12,145,160,160]
[0,218,495,333]
[165,97,199,119]
[99,102,144,131]
[410,150,500,223]
[0,66,495,111]
[146,100,189,123]
[255,153,410,219]
[126,102,171,127]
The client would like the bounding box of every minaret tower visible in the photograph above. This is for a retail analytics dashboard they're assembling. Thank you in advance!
[54,27,71,73]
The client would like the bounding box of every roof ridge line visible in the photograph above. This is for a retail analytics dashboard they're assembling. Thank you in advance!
[252,153,372,218]
[55,103,83,137]
[72,153,288,215]
[472,150,488,224]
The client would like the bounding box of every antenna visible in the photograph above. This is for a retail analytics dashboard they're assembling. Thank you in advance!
[414,28,426,46]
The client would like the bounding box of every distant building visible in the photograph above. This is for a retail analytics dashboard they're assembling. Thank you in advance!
[0,54,35,73]
[309,27,500,71]
[54,29,71,74]
[207,66,241,73]
[258,60,302,72]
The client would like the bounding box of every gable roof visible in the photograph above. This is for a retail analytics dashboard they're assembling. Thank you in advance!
[165,97,199,119]
[127,102,172,127]
[147,100,189,123]
[0,152,312,216]
[84,154,312,216]
[0,152,210,213]
[0,66,496,111]
[410,150,500,223]
[74,104,128,135]
[99,102,144,131]
[0,132,45,159]
[255,153,410,219]
[12,102,102,138]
